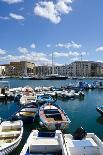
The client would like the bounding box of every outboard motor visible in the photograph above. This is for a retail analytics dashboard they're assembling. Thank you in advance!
[73,127,87,140]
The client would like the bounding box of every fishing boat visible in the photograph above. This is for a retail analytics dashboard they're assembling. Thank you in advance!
[0,120,23,155]
[96,105,103,115]
[39,103,70,130]
[36,94,55,105]
[20,130,65,155]
[13,103,38,123]
[64,127,103,155]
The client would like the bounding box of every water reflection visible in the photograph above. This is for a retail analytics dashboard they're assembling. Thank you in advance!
[96,116,103,125]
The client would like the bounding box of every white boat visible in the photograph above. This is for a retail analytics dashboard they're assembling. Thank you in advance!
[0,120,23,155]
[20,94,36,105]
[39,103,70,130]
[20,128,103,155]
[58,90,75,99]
[64,127,103,155]
[20,130,66,155]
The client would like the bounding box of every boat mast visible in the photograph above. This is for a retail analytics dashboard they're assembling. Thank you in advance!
[52,51,54,75]
[80,51,83,77]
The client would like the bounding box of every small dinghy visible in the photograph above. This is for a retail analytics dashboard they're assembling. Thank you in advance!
[13,103,38,123]
[20,130,65,155]
[39,103,70,130]
[96,105,103,115]
[0,120,23,155]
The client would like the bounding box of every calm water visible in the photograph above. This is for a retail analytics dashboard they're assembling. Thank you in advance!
[0,78,103,155]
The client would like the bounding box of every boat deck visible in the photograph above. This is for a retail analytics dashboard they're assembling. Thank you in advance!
[64,134,102,155]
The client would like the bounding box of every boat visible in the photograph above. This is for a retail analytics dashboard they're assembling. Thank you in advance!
[20,128,103,155]
[0,81,15,101]
[64,127,103,155]
[20,130,65,155]
[12,102,38,123]
[36,94,55,105]
[0,120,23,155]
[96,105,103,115]
[45,74,68,80]
[95,81,103,89]
[20,86,36,105]
[0,76,5,80]
[39,103,70,130]
[58,90,75,99]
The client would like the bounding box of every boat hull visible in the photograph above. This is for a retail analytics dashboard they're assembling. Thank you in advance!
[96,107,103,115]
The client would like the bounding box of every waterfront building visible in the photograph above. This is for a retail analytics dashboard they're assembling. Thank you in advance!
[67,61,101,77]
[5,61,35,76]
[35,65,52,77]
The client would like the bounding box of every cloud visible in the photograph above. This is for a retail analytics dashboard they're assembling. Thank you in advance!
[96,46,103,52]
[2,0,23,4]
[34,0,73,24]
[17,47,28,54]
[46,44,51,48]
[9,13,24,20]
[56,41,82,49]
[0,49,7,55]
[30,43,36,49]
[53,52,68,57]
[52,51,79,57]
[0,51,51,65]
[0,16,9,20]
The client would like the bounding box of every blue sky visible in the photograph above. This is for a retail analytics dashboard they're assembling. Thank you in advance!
[0,0,103,65]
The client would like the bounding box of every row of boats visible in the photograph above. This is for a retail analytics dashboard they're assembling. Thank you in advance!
[0,119,103,155]
[1,80,103,102]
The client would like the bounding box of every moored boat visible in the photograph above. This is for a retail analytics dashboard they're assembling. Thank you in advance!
[64,127,103,155]
[12,103,38,123]
[36,94,55,105]
[20,130,65,155]
[39,103,70,130]
[0,120,23,155]
[96,105,103,115]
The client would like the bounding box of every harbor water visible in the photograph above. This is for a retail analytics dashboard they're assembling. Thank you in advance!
[0,78,103,155]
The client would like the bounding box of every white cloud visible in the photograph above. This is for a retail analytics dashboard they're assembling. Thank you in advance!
[0,52,51,65]
[0,16,9,20]
[46,44,51,48]
[0,49,7,55]
[68,51,79,56]
[96,46,103,52]
[17,47,28,54]
[9,13,24,20]
[52,51,79,58]
[56,41,82,49]
[34,0,73,24]
[2,0,23,4]
[30,43,36,49]
[81,51,86,56]
[54,52,68,57]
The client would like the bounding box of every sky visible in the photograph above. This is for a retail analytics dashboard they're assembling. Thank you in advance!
[0,0,103,65]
